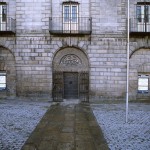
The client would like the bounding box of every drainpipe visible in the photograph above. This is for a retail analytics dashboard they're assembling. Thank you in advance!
[126,0,130,123]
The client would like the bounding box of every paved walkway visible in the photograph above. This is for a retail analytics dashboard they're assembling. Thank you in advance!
[21,101,109,150]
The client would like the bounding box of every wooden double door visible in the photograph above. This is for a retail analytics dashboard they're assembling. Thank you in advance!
[64,72,78,99]
[53,72,89,102]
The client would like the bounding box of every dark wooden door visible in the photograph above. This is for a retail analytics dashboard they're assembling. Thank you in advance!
[79,72,89,102]
[64,72,78,99]
[53,72,63,101]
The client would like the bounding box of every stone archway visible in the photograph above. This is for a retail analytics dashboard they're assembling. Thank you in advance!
[52,47,89,102]
[129,48,150,100]
[0,46,16,97]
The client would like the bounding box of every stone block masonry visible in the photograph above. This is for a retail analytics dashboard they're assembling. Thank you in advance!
[15,35,53,97]
[0,0,150,101]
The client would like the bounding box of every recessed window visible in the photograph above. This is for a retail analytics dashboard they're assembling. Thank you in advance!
[64,6,70,22]
[136,6,142,22]
[0,72,6,90]
[63,2,79,32]
[0,3,7,31]
[63,5,78,23]
[136,2,150,32]
[138,75,149,93]
[136,5,149,22]
[2,5,7,22]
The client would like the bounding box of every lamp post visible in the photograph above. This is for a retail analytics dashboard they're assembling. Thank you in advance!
[126,0,130,123]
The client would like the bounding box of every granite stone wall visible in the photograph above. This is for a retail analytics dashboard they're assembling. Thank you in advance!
[0,0,150,100]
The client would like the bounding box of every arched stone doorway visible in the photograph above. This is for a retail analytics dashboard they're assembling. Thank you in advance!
[52,47,89,102]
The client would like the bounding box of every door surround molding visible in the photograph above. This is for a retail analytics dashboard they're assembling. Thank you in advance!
[52,47,89,101]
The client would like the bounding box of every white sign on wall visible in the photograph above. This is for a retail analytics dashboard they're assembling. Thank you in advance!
[138,75,149,91]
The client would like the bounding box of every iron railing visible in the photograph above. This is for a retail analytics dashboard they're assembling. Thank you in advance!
[0,17,16,33]
[130,18,150,33]
[49,17,92,35]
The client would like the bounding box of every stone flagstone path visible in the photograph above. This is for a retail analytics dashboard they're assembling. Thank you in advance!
[21,102,109,150]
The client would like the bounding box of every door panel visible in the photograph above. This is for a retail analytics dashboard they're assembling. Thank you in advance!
[53,72,63,101]
[64,72,78,99]
[79,72,89,102]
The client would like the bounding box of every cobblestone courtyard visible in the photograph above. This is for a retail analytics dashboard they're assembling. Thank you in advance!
[0,98,51,150]
[92,102,150,150]
[0,98,149,150]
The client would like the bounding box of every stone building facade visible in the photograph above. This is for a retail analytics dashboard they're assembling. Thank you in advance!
[0,0,150,101]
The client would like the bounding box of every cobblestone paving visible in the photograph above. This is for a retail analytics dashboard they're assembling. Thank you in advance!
[0,98,51,150]
[0,99,149,150]
[91,102,150,150]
